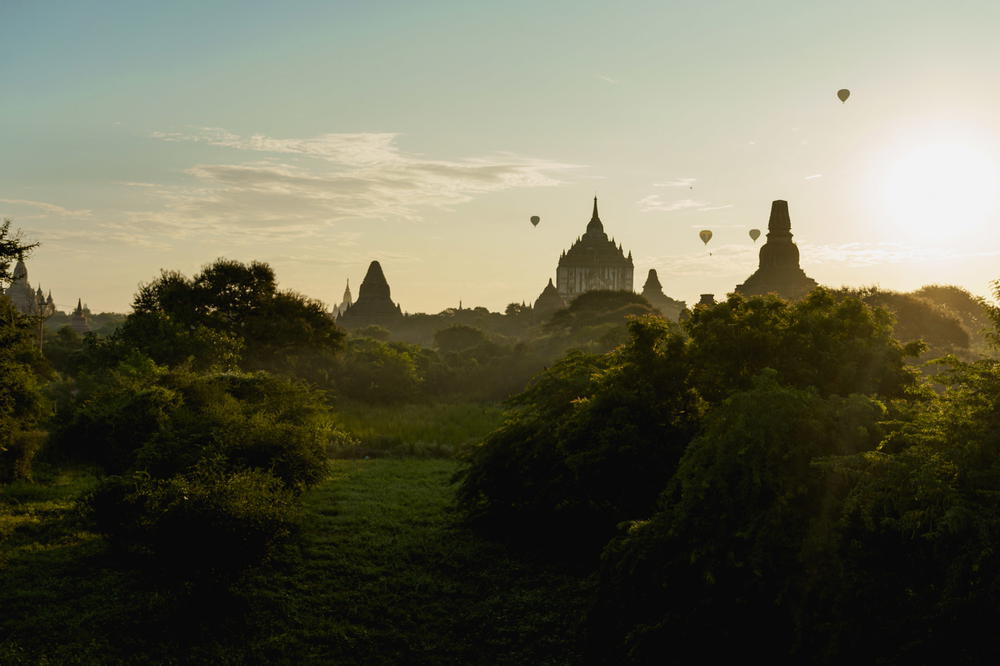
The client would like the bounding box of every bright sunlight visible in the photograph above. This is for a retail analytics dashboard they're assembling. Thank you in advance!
[881,140,999,241]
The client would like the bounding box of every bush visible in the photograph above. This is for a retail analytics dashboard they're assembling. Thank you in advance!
[0,430,46,482]
[458,318,703,553]
[87,463,299,580]
[589,373,885,663]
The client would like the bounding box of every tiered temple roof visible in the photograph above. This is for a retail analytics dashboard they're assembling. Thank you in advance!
[556,198,633,299]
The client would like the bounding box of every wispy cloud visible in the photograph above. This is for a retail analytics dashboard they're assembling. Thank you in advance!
[638,195,705,213]
[804,173,823,180]
[802,242,1000,267]
[653,178,696,188]
[0,198,92,217]
[596,74,617,84]
[137,128,580,241]
[638,194,732,214]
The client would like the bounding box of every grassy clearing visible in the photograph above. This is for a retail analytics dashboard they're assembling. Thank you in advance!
[331,401,505,457]
[0,459,592,665]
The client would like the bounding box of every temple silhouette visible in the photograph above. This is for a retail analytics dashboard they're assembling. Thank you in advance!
[735,200,817,300]
[336,260,403,328]
[641,269,686,321]
[332,197,819,330]
[555,197,634,300]
[4,257,54,317]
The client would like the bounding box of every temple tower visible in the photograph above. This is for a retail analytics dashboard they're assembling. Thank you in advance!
[4,258,37,315]
[533,278,566,321]
[735,200,818,300]
[332,279,353,317]
[641,269,687,322]
[556,197,634,301]
[337,261,403,328]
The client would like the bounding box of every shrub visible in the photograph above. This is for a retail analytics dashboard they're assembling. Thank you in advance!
[87,463,299,580]
[0,430,46,482]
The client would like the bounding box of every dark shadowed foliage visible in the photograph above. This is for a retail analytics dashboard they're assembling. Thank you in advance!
[685,288,921,402]
[110,259,344,382]
[589,372,884,663]
[458,317,703,554]
[0,223,47,482]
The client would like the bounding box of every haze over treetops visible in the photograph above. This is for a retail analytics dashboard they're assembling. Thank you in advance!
[3,0,999,312]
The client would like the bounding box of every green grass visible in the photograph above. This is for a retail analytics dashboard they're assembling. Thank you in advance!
[331,401,505,457]
[0,459,592,665]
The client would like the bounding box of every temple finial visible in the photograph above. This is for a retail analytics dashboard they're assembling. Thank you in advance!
[591,196,600,222]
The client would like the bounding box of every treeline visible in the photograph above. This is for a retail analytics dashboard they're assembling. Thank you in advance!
[456,285,1000,663]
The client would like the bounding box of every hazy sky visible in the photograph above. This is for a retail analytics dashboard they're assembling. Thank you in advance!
[3,0,999,313]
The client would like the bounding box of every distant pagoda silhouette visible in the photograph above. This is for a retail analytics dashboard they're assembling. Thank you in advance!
[69,299,91,334]
[735,200,818,301]
[4,257,56,317]
[641,269,686,322]
[332,279,352,317]
[337,261,403,328]
[556,197,633,301]
[533,278,566,320]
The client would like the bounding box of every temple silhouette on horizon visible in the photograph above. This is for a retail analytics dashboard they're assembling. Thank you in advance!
[734,200,818,301]
[336,260,403,329]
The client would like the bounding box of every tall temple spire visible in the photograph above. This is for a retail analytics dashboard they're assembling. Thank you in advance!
[586,196,605,235]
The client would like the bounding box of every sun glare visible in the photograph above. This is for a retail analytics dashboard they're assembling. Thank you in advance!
[881,140,999,242]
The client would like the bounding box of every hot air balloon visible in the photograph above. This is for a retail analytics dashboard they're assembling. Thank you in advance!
[837,88,850,103]
[530,215,540,227]
[749,228,761,242]
[699,229,713,245]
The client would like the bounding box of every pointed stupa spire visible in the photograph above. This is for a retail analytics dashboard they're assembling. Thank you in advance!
[643,269,663,292]
[586,196,605,235]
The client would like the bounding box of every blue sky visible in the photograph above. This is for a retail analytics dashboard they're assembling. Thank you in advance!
[3,0,1000,312]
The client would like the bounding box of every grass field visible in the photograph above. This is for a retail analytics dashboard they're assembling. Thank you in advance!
[0,459,592,665]
[331,401,506,457]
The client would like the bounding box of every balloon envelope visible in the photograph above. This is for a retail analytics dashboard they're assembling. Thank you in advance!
[749,228,761,242]
[837,88,850,103]
[530,215,540,226]
[699,229,713,245]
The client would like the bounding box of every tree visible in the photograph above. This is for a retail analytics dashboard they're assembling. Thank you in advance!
[685,288,921,402]
[458,317,703,552]
[590,373,885,663]
[114,259,345,381]
[0,223,45,481]
[0,219,38,286]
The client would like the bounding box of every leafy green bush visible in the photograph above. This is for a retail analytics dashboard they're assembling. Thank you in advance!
[458,317,703,552]
[589,373,884,662]
[87,463,299,580]
[55,359,337,490]
[0,430,46,482]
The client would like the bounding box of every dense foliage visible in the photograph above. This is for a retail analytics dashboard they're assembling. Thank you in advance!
[0,222,45,482]
[458,289,918,551]
[111,259,344,380]
[458,285,1000,662]
[67,361,346,579]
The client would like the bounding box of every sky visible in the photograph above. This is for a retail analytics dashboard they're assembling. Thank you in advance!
[3,0,1000,314]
